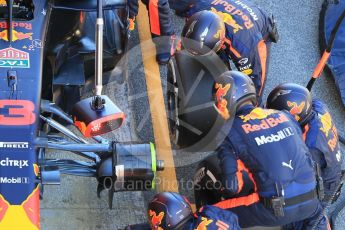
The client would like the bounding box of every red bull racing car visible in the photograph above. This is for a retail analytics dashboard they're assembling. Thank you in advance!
[0,0,164,229]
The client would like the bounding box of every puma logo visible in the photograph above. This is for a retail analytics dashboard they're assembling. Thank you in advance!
[282,160,293,170]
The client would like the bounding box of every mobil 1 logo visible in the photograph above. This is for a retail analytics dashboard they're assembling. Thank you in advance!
[0,177,29,184]
[255,127,294,146]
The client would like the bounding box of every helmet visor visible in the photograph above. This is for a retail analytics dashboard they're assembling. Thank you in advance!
[181,37,223,56]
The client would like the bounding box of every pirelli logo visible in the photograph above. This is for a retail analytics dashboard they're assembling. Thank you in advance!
[242,113,289,134]
[0,142,28,149]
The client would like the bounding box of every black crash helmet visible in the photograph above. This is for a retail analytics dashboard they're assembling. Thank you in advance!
[147,192,193,230]
[181,10,225,56]
[214,71,257,119]
[215,70,257,111]
[266,83,312,125]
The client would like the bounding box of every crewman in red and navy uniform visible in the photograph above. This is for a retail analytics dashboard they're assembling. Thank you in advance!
[124,192,241,230]
[128,0,175,64]
[211,71,329,229]
[180,0,278,104]
[267,83,343,206]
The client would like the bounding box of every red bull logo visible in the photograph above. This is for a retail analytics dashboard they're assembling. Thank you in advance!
[196,217,213,230]
[0,194,9,222]
[0,21,32,30]
[242,113,289,134]
[0,29,33,42]
[287,101,305,121]
[318,112,332,138]
[211,0,256,29]
[0,187,40,229]
[148,210,164,230]
[328,126,338,152]
[211,7,243,33]
[214,83,231,120]
[318,112,339,151]
[22,187,40,229]
[239,108,278,122]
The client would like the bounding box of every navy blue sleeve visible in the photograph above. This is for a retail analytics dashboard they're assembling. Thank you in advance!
[217,137,240,196]
[309,148,326,169]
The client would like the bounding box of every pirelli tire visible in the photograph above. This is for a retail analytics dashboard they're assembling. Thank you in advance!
[166,50,232,152]
[193,154,224,209]
[194,154,256,209]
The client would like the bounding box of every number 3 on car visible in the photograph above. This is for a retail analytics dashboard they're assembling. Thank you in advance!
[0,100,35,126]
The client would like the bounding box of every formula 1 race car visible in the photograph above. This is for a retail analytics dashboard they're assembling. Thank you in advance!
[0,0,163,229]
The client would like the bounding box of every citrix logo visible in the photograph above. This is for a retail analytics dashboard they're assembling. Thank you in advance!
[255,127,294,146]
[0,158,29,168]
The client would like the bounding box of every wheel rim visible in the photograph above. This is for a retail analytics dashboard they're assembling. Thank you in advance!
[167,61,180,146]
[167,86,179,144]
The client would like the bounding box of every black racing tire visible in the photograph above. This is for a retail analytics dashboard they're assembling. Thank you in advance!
[166,55,217,150]
[193,154,256,209]
[166,51,232,152]
[194,154,223,209]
